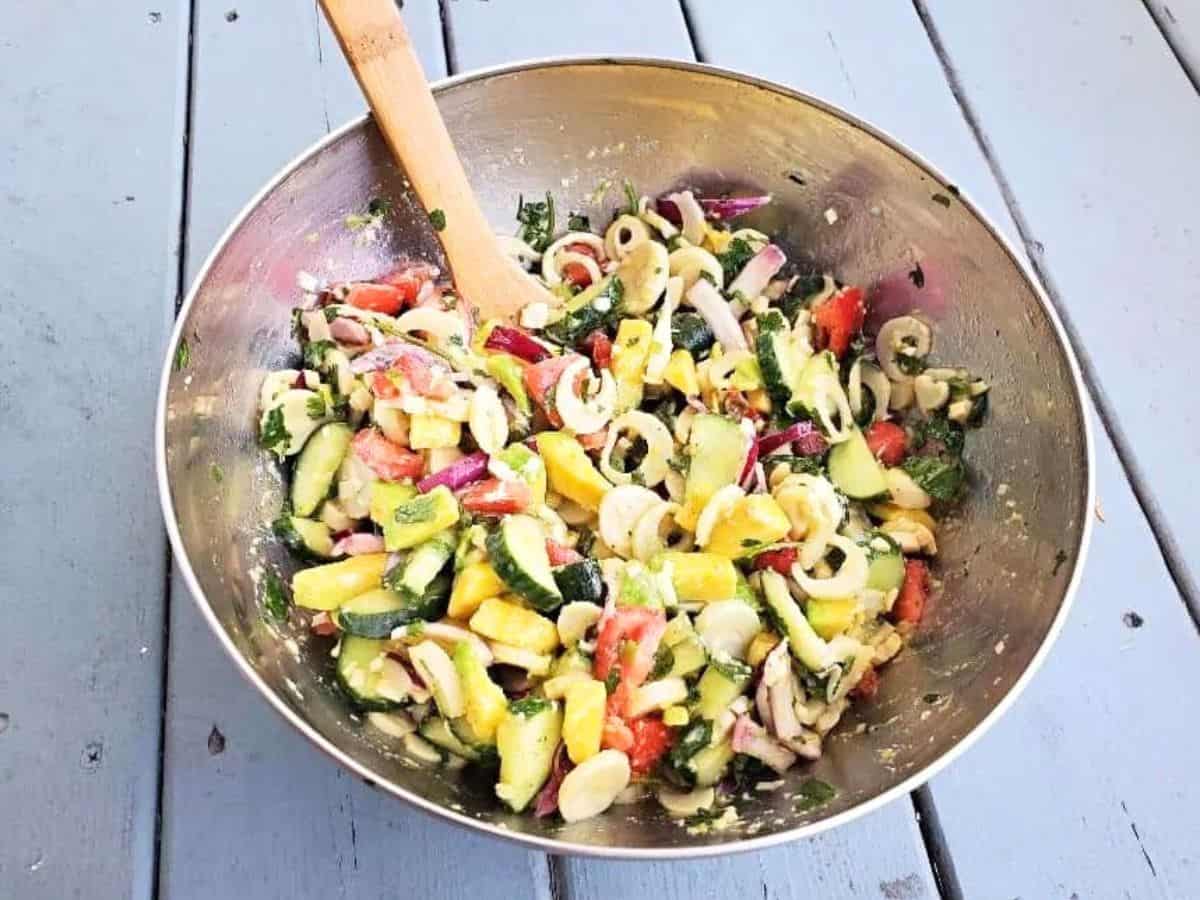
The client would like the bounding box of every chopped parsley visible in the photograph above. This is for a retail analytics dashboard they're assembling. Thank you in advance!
[717,237,757,281]
[173,338,190,371]
[622,179,639,215]
[429,208,446,231]
[259,406,290,456]
[895,352,927,376]
[261,568,290,622]
[913,414,965,456]
[508,696,551,717]
[604,670,620,695]
[902,455,965,502]
[516,191,555,252]
[649,643,675,681]
[306,394,327,420]
[210,463,224,483]
[668,720,712,771]
[567,211,590,231]
[394,494,438,525]
[794,778,837,812]
[730,752,773,792]
[303,339,336,370]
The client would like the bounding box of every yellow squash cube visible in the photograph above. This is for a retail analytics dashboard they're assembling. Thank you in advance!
[563,679,607,764]
[663,349,700,397]
[291,554,389,611]
[447,560,506,620]
[469,597,560,654]
[704,495,792,558]
[535,431,612,512]
[656,552,739,603]
[408,414,461,450]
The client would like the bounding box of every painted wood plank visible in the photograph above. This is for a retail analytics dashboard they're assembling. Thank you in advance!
[0,2,189,898]
[920,0,1200,603]
[445,0,695,69]
[692,0,1200,894]
[1145,0,1200,86]
[159,4,547,899]
[442,3,940,896]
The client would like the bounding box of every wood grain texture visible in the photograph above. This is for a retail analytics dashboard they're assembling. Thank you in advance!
[0,3,189,897]
[689,2,1200,896]
[920,0,1200,608]
[443,1,942,894]
[159,3,547,899]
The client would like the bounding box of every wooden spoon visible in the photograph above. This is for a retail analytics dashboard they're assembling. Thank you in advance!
[319,0,550,321]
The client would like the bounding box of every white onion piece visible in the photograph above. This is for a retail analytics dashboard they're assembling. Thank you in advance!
[727,244,787,316]
[393,307,468,349]
[604,214,651,260]
[730,227,770,248]
[810,375,856,444]
[627,678,689,718]
[487,642,552,675]
[790,535,869,599]
[557,602,604,647]
[555,359,615,434]
[667,190,707,245]
[407,641,465,719]
[848,358,892,422]
[366,711,417,739]
[541,232,606,286]
[302,309,333,343]
[695,600,761,660]
[557,750,632,823]
[658,786,715,817]
[598,410,674,487]
[687,278,748,353]
[631,501,692,562]
[468,383,508,455]
[695,484,746,548]
[668,244,725,291]
[876,315,932,382]
[599,484,665,558]
[644,275,683,385]
[638,196,679,239]
[391,622,493,667]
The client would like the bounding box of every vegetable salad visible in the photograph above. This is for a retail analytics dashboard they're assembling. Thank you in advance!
[258,186,989,825]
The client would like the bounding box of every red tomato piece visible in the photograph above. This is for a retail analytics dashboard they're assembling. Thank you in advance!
[865,421,908,466]
[310,612,339,637]
[593,606,667,717]
[752,546,799,576]
[459,477,531,516]
[566,242,601,261]
[393,352,454,400]
[812,286,866,357]
[561,261,593,289]
[625,716,674,777]
[849,666,880,701]
[346,282,406,315]
[369,371,401,400]
[893,558,930,625]
[576,428,608,452]
[352,429,424,482]
[582,330,613,368]
[379,263,438,306]
[545,539,584,567]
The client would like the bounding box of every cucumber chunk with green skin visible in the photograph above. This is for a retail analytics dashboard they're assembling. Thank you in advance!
[827,428,888,499]
[494,442,547,505]
[487,515,562,611]
[755,310,805,408]
[553,559,605,605]
[292,422,353,516]
[694,656,752,720]
[495,698,563,812]
[760,570,836,672]
[680,414,746,528]
[337,588,413,638]
[419,717,497,765]
[335,635,399,710]
[688,740,735,788]
[273,515,334,560]
[671,312,715,356]
[864,533,905,592]
[789,350,839,417]
[384,530,456,603]
[666,636,708,679]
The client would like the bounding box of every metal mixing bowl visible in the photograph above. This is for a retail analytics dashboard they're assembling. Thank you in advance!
[156,59,1093,857]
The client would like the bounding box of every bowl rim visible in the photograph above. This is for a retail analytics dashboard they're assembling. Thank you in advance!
[156,55,1095,859]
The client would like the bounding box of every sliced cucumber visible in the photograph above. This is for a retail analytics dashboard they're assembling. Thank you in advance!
[292,422,353,516]
[865,533,905,592]
[680,414,746,530]
[688,740,735,788]
[419,717,496,765]
[273,514,334,560]
[790,350,839,417]
[487,515,562,611]
[384,530,456,603]
[671,312,715,357]
[495,698,563,813]
[760,570,836,672]
[827,428,888,499]
[755,310,804,408]
[338,588,412,638]
[336,635,398,711]
[694,656,752,720]
[667,635,708,679]
[552,559,605,605]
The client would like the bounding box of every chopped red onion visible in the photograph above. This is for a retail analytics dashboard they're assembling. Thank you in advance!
[349,340,446,375]
[416,451,489,493]
[331,532,386,556]
[656,194,773,223]
[330,317,371,346]
[728,244,786,300]
[534,743,574,818]
[687,279,748,353]
[758,421,827,457]
[484,325,552,363]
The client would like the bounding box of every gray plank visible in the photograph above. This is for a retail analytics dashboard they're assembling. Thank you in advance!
[160,3,547,899]
[1145,0,1200,86]
[0,2,189,898]
[443,2,940,895]
[920,0,1200,606]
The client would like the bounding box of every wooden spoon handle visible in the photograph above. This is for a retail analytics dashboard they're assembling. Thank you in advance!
[319,0,530,319]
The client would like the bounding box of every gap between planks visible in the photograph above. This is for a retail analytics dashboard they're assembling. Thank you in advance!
[152,1,199,897]
[910,0,1200,634]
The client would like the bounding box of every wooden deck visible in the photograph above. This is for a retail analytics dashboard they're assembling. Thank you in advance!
[2,2,1197,897]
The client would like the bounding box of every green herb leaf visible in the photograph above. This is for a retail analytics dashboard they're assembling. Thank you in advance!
[717,237,756,281]
[306,394,327,420]
[901,455,966,502]
[303,339,336,370]
[604,670,620,695]
[730,753,773,792]
[912,414,965,456]
[567,212,590,231]
[649,643,675,681]
[429,208,447,231]
[667,720,712,772]
[173,338,190,371]
[515,191,556,253]
[794,778,837,812]
[261,568,290,622]
[394,494,438,525]
[508,696,552,717]
[622,179,639,215]
[259,406,290,456]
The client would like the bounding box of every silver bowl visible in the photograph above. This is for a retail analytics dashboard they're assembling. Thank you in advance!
[157,59,1093,857]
